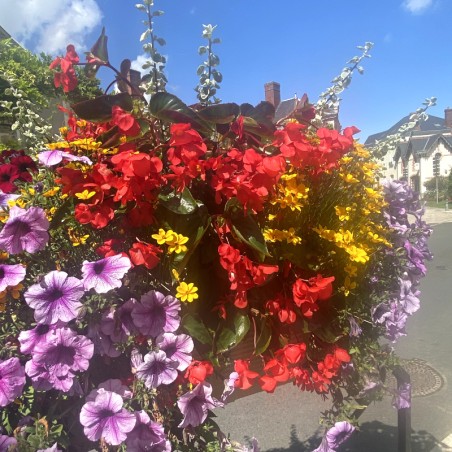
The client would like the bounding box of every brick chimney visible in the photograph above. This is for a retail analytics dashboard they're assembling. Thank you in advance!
[445,108,452,128]
[265,81,281,108]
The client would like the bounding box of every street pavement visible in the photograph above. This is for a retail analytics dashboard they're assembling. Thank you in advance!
[215,207,452,451]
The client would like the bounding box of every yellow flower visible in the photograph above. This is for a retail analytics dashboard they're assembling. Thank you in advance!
[341,276,357,296]
[152,229,170,245]
[75,190,96,200]
[68,228,90,247]
[345,245,369,263]
[0,251,8,261]
[167,233,188,254]
[340,173,359,184]
[176,282,199,302]
[335,206,352,222]
[344,264,358,277]
[43,187,60,197]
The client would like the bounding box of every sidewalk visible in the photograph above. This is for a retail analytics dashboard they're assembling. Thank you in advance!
[216,211,452,451]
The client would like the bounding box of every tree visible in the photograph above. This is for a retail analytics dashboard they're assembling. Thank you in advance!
[0,39,102,149]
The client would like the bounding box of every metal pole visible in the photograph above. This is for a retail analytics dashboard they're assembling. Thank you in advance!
[436,175,439,204]
[393,365,412,452]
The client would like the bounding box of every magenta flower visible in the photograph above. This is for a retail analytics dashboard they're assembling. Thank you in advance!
[80,389,136,446]
[26,327,94,392]
[0,357,26,407]
[86,379,133,402]
[0,434,17,450]
[177,382,223,428]
[24,271,84,324]
[0,206,49,254]
[136,350,178,389]
[156,332,194,371]
[392,382,411,409]
[126,411,171,452]
[0,263,26,292]
[313,421,355,451]
[131,290,180,337]
[18,323,54,354]
[82,254,131,293]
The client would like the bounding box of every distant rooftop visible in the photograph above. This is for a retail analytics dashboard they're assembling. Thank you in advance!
[365,114,445,146]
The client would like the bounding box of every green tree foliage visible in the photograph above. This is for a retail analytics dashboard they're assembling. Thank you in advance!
[423,175,448,201]
[0,39,102,125]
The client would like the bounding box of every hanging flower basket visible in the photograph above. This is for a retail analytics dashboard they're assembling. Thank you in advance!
[0,14,432,452]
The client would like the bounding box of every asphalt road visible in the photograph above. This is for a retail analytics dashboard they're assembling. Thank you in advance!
[215,220,452,452]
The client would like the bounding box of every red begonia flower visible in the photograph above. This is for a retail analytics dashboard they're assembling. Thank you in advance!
[184,360,214,385]
[234,360,259,390]
[129,241,161,269]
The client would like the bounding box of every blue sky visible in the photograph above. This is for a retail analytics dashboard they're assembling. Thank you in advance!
[1,0,451,141]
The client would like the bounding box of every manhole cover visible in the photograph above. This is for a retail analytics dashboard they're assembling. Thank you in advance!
[387,358,444,397]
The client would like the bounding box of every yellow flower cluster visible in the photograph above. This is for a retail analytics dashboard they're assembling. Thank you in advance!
[152,229,189,254]
[263,227,301,245]
[47,137,101,153]
[68,228,90,247]
[271,173,309,211]
[0,283,24,312]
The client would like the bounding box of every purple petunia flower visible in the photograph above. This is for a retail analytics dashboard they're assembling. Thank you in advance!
[0,206,49,254]
[0,189,20,208]
[26,327,93,392]
[221,371,239,403]
[100,300,139,344]
[82,254,131,294]
[177,382,223,428]
[348,316,362,338]
[136,350,179,389]
[86,379,133,402]
[25,271,84,324]
[392,382,411,410]
[80,389,136,446]
[312,421,355,452]
[18,323,55,354]
[0,434,17,451]
[156,332,193,371]
[126,411,171,452]
[0,357,26,407]
[0,263,26,292]
[87,322,121,358]
[38,149,93,167]
[131,290,180,337]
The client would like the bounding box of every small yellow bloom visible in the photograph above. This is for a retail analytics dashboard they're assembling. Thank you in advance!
[43,187,60,197]
[75,190,96,200]
[10,283,24,300]
[152,229,170,245]
[346,245,369,264]
[341,276,357,296]
[344,264,358,277]
[340,173,359,184]
[176,282,199,303]
[68,228,90,247]
[335,206,352,222]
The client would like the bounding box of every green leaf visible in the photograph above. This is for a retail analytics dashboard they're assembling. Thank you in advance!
[71,93,133,121]
[182,313,212,345]
[216,309,250,353]
[254,316,272,355]
[158,188,198,215]
[197,103,238,124]
[313,325,343,343]
[225,198,270,258]
[148,92,213,133]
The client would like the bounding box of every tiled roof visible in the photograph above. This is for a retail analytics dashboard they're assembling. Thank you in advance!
[365,114,445,146]
[395,134,452,161]
[274,98,297,123]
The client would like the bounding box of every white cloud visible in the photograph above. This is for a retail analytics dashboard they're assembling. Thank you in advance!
[0,0,102,55]
[402,0,434,13]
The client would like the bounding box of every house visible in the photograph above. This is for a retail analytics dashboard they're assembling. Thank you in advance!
[264,81,341,130]
[365,110,452,196]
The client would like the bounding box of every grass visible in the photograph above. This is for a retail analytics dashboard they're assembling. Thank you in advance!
[424,200,450,209]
